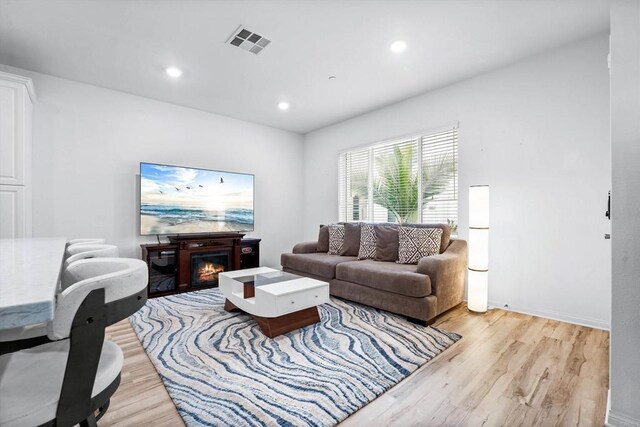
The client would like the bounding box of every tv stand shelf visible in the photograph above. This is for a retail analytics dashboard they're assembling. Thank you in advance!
[141,235,260,298]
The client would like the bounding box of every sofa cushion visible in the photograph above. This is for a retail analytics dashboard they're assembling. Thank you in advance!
[317,225,329,253]
[397,226,443,264]
[358,224,376,260]
[341,223,361,256]
[336,260,431,298]
[281,253,356,279]
[374,225,399,262]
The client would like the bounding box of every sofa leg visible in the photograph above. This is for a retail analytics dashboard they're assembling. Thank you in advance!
[406,316,434,327]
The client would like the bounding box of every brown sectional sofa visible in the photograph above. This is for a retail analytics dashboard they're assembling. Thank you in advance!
[281,223,467,325]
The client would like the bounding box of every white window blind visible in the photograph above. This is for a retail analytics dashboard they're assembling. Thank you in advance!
[338,127,458,231]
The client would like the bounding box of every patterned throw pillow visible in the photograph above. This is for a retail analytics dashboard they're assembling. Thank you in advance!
[327,224,345,255]
[357,224,376,260]
[397,226,443,264]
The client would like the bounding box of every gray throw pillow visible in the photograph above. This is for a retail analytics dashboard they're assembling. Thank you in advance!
[397,226,443,264]
[317,225,329,253]
[357,224,376,260]
[374,225,399,262]
[327,224,345,255]
[341,223,361,256]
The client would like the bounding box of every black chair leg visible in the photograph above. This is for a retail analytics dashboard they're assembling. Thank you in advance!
[79,413,97,427]
[95,399,110,421]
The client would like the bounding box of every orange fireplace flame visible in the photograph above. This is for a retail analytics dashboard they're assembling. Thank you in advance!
[198,262,225,282]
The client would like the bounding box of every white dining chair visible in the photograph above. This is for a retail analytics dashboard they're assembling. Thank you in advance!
[63,243,119,271]
[65,241,107,260]
[0,258,148,427]
[0,245,121,345]
[66,238,106,247]
[64,239,108,261]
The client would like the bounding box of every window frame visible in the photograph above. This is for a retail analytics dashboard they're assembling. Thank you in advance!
[338,124,459,228]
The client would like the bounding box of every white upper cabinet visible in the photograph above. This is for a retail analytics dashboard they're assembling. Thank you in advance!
[0,71,35,186]
[0,71,35,238]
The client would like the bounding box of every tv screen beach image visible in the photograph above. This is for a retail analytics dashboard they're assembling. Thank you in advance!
[140,163,254,235]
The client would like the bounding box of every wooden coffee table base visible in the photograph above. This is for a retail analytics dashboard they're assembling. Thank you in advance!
[224,299,321,338]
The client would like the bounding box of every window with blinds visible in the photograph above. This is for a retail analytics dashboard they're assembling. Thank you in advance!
[338,127,458,232]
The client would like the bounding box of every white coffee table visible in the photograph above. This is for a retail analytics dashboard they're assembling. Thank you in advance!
[219,267,329,337]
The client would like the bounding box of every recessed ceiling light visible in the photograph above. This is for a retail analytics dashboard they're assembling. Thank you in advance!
[165,67,183,78]
[390,40,407,54]
[278,101,290,111]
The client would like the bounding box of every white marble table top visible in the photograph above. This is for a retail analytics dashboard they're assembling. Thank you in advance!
[0,237,66,329]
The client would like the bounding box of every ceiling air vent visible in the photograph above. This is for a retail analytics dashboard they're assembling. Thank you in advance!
[226,26,271,55]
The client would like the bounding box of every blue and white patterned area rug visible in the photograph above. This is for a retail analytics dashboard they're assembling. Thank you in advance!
[130,288,461,427]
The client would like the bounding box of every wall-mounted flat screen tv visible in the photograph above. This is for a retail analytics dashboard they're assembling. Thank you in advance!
[140,162,254,235]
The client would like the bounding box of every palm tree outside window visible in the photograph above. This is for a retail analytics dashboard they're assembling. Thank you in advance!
[338,127,458,233]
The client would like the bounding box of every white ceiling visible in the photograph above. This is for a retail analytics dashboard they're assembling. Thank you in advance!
[0,0,609,134]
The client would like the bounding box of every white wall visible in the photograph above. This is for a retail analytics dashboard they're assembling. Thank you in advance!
[303,34,611,329]
[0,65,305,268]
[609,1,640,425]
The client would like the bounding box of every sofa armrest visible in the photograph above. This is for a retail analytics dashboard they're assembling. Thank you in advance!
[292,241,318,254]
[416,239,468,314]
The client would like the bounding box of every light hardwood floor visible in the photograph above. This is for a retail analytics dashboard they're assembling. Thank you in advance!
[101,306,609,426]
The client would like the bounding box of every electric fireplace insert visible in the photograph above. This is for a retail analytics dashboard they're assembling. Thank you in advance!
[191,251,229,287]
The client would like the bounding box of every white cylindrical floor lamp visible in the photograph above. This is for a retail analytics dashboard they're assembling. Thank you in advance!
[468,185,489,313]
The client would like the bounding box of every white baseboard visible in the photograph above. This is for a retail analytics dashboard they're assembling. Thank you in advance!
[607,410,640,427]
[487,300,610,330]
[602,389,640,427]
